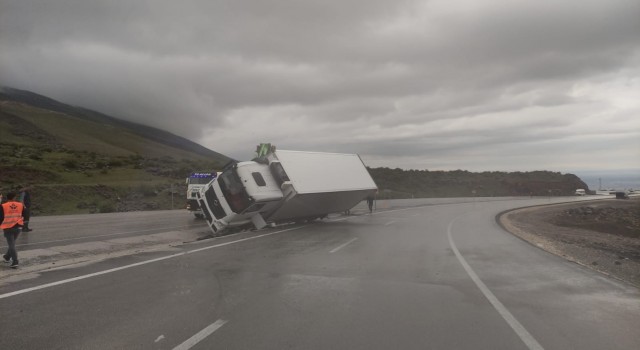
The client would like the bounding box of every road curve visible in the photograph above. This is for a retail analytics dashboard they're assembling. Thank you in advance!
[0,196,638,349]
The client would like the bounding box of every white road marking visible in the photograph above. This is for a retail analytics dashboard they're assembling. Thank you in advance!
[447,220,544,350]
[384,220,396,226]
[329,238,358,253]
[155,335,165,343]
[172,319,227,350]
[0,225,308,300]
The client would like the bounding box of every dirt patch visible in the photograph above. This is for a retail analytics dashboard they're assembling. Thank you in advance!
[499,198,640,287]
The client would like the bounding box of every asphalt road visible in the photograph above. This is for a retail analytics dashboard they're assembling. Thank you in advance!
[0,196,638,349]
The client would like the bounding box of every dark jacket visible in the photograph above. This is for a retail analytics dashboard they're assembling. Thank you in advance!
[20,190,31,208]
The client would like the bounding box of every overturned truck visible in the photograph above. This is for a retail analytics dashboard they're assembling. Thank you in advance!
[197,145,377,234]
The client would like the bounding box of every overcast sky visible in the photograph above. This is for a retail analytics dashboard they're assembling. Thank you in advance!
[1,0,639,173]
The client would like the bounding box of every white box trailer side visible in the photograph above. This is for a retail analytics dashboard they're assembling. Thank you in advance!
[271,150,377,194]
[264,150,377,223]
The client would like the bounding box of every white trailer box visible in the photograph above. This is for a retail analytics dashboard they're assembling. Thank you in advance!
[197,148,377,234]
[265,150,377,223]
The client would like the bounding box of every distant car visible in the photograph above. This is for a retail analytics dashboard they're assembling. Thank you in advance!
[575,189,586,196]
[615,192,629,199]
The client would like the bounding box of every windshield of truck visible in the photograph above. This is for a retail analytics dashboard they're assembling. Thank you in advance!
[218,169,252,213]
[188,177,214,185]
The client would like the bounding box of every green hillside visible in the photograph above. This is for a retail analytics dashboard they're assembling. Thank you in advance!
[0,88,230,215]
[0,101,228,160]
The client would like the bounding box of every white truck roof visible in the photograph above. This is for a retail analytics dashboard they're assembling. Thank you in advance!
[274,150,377,194]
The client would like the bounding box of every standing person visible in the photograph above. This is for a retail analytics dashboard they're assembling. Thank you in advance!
[19,185,32,232]
[366,194,375,214]
[1,192,25,268]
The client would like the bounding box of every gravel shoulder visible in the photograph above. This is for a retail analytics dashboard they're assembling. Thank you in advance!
[0,228,207,283]
[499,197,640,287]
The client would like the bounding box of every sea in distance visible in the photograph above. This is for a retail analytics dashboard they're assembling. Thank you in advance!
[574,169,640,192]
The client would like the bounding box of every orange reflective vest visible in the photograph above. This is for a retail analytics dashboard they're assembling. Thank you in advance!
[1,201,24,229]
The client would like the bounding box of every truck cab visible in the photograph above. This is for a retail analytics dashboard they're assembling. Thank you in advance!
[197,162,282,232]
[186,172,218,218]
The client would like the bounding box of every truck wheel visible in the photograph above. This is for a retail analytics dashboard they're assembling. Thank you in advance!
[194,213,204,219]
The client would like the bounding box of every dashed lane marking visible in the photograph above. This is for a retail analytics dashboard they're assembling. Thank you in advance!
[329,238,358,253]
[172,319,227,350]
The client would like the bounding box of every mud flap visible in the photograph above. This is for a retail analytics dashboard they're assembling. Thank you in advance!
[250,214,267,230]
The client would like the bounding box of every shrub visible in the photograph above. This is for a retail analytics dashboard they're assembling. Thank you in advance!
[98,202,115,213]
[63,159,78,169]
[137,184,157,197]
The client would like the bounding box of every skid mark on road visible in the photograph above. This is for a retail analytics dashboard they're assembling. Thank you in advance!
[447,219,544,350]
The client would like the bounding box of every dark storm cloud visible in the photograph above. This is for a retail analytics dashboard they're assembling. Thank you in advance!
[1,0,638,171]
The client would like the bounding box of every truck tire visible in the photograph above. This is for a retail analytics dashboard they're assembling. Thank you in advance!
[194,213,204,219]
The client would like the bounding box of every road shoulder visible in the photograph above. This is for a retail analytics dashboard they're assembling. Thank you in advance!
[0,228,207,283]
[498,198,640,287]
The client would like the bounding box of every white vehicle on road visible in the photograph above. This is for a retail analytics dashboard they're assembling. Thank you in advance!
[186,172,218,218]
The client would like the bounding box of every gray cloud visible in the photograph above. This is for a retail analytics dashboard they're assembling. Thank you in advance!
[1,0,639,172]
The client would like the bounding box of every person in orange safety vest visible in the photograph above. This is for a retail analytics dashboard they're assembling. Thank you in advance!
[1,192,26,268]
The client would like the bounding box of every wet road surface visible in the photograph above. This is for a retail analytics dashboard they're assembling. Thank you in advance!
[0,197,638,349]
[0,210,208,251]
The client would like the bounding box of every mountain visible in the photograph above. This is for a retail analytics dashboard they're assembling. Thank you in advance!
[0,87,229,161]
[368,167,589,198]
[0,87,231,215]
